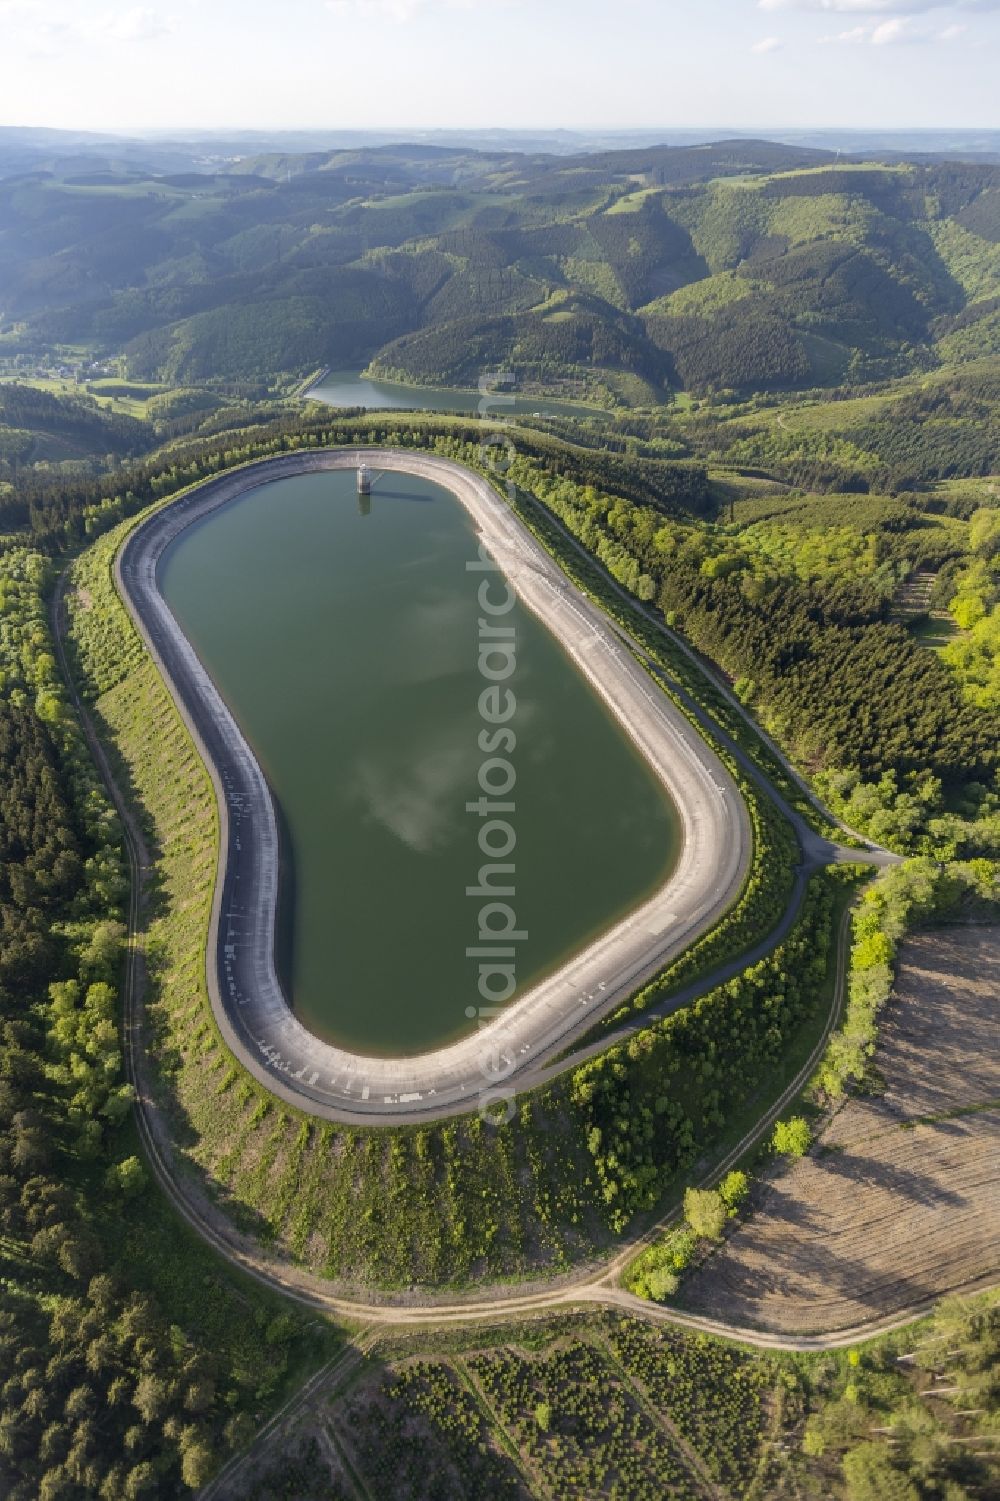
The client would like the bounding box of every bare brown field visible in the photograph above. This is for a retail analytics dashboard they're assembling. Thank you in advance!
[681,927,1000,1334]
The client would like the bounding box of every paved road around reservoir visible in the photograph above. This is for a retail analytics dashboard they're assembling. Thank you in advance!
[115,448,755,1123]
[53,456,974,1366]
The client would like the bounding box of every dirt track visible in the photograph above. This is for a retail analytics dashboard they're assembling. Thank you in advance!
[55,486,978,1352]
[680,927,1000,1334]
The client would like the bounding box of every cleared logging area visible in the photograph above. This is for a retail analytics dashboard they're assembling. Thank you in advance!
[680,927,1000,1334]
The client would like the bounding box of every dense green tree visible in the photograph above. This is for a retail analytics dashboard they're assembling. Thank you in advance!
[683,1187,727,1240]
[843,1442,920,1501]
[772,1117,812,1157]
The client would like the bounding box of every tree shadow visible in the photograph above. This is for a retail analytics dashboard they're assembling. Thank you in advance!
[680,1160,968,1329]
[812,1143,965,1208]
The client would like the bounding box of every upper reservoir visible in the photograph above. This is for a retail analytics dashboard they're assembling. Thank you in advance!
[306,369,601,420]
[159,468,679,1055]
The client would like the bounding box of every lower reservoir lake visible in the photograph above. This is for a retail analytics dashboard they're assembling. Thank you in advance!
[306,369,601,419]
[159,468,680,1055]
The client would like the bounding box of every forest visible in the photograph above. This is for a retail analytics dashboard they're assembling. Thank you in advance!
[0,407,710,547]
[0,548,332,1499]
[2,144,999,396]
[0,385,149,464]
[430,440,1000,849]
[570,872,839,1229]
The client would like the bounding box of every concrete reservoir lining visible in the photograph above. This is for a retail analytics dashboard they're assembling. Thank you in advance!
[116,449,751,1124]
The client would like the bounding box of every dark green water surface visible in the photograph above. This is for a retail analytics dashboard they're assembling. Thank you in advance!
[307,369,601,418]
[159,469,679,1054]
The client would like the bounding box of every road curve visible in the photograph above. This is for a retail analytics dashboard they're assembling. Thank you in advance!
[115,448,750,1123]
[54,580,991,1360]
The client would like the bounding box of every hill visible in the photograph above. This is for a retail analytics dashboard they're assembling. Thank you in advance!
[2,140,997,400]
[0,382,150,471]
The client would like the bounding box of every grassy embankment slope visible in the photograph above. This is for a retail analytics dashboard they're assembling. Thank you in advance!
[62,433,853,1295]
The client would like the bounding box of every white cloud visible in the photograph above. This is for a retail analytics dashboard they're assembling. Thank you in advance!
[760,0,1000,11]
[351,738,477,853]
[1,4,72,57]
[325,0,494,19]
[327,0,411,17]
[79,6,175,40]
[820,9,967,37]
[818,15,915,35]
[761,0,904,10]
[751,33,784,49]
[1,2,175,53]
[872,15,912,37]
[102,6,173,39]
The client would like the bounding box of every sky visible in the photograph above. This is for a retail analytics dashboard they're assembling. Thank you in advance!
[0,0,997,133]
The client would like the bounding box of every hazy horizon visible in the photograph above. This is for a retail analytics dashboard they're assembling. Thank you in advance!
[1,0,998,135]
[3,122,998,137]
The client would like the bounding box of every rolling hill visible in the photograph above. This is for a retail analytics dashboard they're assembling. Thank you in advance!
[1,140,998,399]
